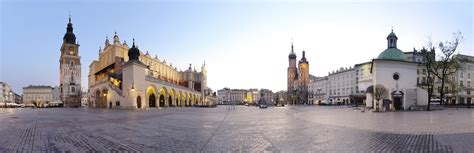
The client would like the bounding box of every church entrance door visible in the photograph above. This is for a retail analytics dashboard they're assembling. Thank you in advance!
[394,97,402,110]
[137,96,142,109]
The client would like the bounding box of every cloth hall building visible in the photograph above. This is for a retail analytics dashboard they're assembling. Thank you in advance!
[88,33,213,109]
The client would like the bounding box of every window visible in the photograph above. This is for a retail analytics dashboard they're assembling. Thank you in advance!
[116,101,120,106]
[460,81,464,87]
[71,87,75,93]
[70,61,74,66]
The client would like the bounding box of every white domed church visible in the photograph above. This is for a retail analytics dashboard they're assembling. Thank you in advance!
[365,30,428,111]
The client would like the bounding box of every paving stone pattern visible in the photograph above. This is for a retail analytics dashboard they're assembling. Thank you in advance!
[0,106,472,152]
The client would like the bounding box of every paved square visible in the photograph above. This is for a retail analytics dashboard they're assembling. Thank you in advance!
[0,106,473,152]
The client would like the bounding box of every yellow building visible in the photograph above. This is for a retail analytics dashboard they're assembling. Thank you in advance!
[88,33,213,109]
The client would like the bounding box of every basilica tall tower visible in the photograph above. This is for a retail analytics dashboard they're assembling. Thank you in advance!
[59,15,81,107]
[287,42,297,104]
[286,41,310,105]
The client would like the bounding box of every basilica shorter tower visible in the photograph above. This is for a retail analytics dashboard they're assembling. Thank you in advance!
[59,15,81,107]
[287,42,309,105]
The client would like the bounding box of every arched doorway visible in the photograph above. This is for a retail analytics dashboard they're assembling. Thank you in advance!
[168,95,173,107]
[149,93,156,107]
[95,90,101,108]
[102,89,108,108]
[176,99,179,107]
[159,95,165,107]
[137,96,142,109]
[391,91,404,110]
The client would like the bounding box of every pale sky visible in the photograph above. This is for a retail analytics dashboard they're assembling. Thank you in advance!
[1,0,473,93]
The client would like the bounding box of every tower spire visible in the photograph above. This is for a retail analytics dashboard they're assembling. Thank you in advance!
[288,39,296,59]
[291,38,294,53]
[113,30,120,44]
[68,11,71,23]
[63,12,76,44]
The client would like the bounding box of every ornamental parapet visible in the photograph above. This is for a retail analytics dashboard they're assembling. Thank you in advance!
[146,75,201,94]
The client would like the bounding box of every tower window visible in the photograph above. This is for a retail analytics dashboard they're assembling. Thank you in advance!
[70,61,74,66]
[71,87,75,93]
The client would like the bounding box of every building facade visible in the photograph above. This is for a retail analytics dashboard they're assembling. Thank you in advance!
[81,91,89,107]
[429,54,474,105]
[273,90,287,106]
[59,15,81,107]
[308,76,328,104]
[217,88,274,105]
[88,35,211,109]
[327,67,356,105]
[287,42,310,105]
[260,89,274,106]
[352,62,373,104]
[245,88,260,105]
[23,85,54,107]
[0,82,14,104]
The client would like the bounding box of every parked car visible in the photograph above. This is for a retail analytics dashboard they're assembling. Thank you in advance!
[259,104,267,109]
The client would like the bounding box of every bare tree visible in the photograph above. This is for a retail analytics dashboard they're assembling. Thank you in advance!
[368,84,388,111]
[419,47,436,111]
[425,31,464,106]
[374,84,388,110]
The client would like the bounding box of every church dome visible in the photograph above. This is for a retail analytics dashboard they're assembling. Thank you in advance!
[378,29,405,61]
[128,39,140,61]
[377,48,406,61]
[63,16,76,44]
[387,31,397,39]
[288,53,296,59]
[299,51,308,63]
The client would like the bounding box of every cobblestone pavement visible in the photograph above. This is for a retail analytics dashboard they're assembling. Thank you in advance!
[0,106,473,152]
